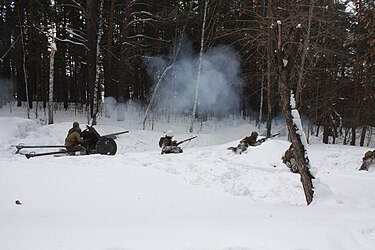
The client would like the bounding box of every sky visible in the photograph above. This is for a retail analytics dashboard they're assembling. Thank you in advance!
[0,105,375,250]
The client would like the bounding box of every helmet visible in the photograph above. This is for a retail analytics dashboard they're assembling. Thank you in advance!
[166,130,174,137]
[73,122,80,128]
[251,131,258,137]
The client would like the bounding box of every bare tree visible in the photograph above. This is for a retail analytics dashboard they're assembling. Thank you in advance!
[295,0,315,108]
[274,17,314,204]
[47,1,57,124]
[189,0,208,133]
[48,38,57,124]
[92,0,104,125]
[86,0,98,119]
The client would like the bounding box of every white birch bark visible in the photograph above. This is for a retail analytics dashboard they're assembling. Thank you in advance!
[258,79,264,128]
[189,0,208,133]
[142,37,187,130]
[142,63,172,129]
[142,2,192,130]
[20,24,30,119]
[48,40,57,125]
[47,0,57,124]
[93,0,104,125]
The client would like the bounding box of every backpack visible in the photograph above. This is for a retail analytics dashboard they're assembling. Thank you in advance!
[158,137,165,148]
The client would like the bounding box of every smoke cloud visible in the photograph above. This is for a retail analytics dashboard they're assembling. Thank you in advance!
[144,39,244,117]
[0,78,14,108]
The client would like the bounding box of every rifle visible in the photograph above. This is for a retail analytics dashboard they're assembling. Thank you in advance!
[176,136,197,146]
[257,133,280,143]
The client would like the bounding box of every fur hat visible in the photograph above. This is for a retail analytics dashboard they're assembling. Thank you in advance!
[166,130,174,137]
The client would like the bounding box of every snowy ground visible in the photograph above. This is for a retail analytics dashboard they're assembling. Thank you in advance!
[0,106,375,250]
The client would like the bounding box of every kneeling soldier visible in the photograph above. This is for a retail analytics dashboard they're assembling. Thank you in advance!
[359,150,375,171]
[65,122,86,155]
[160,130,183,154]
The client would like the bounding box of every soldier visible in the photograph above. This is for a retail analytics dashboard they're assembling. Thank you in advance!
[228,131,262,154]
[359,150,375,171]
[282,144,298,173]
[160,130,183,154]
[65,122,86,155]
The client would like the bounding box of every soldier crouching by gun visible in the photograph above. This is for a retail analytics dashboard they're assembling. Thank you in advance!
[65,122,86,155]
[159,130,197,154]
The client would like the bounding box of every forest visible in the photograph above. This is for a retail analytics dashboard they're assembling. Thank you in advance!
[0,0,374,146]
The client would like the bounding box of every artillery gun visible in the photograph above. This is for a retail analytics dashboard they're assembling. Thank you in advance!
[15,125,128,159]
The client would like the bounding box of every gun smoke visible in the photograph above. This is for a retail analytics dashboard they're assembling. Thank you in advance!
[0,78,14,108]
[144,39,244,117]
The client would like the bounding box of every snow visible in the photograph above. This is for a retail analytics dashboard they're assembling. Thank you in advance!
[1,107,375,250]
[290,92,311,172]
[283,59,288,67]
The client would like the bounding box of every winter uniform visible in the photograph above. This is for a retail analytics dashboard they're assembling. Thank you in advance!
[65,122,86,155]
[282,145,298,173]
[161,130,183,154]
[229,131,261,154]
[359,150,375,171]
[241,131,259,146]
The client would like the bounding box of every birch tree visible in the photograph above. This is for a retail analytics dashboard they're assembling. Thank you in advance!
[86,0,98,120]
[104,0,115,116]
[92,0,104,125]
[189,0,208,133]
[19,17,30,119]
[47,1,57,125]
[48,37,57,124]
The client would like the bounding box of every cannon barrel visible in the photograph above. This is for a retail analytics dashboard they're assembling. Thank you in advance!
[17,125,127,158]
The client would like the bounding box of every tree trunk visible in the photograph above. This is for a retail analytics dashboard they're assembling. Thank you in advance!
[323,125,329,144]
[350,127,356,145]
[86,0,98,118]
[276,21,314,205]
[104,0,115,105]
[20,20,30,118]
[266,1,273,137]
[296,0,314,108]
[360,125,367,147]
[2,0,12,82]
[279,72,314,205]
[266,47,272,136]
[190,0,208,133]
[259,75,264,127]
[92,0,104,125]
[48,41,57,125]
[120,0,131,98]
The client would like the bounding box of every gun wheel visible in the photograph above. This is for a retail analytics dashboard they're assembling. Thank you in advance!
[96,137,117,155]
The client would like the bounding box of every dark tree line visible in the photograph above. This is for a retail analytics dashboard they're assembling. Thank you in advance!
[0,0,374,146]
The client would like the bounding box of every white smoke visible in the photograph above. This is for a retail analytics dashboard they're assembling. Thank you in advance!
[104,96,144,122]
[144,39,244,117]
[0,78,14,108]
